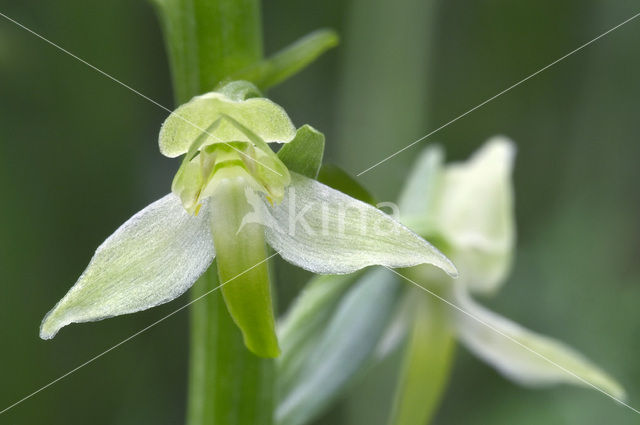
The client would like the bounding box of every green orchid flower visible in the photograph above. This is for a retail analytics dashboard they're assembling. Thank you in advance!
[39,81,456,358]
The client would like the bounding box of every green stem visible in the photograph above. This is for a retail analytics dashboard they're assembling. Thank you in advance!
[153,0,263,104]
[153,0,274,424]
[388,286,455,425]
[187,266,275,425]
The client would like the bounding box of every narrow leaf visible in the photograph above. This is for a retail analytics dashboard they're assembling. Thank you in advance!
[234,29,339,90]
[277,268,399,425]
[277,273,359,396]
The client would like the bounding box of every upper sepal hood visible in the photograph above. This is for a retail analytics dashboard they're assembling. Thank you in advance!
[158,81,297,158]
[400,137,516,294]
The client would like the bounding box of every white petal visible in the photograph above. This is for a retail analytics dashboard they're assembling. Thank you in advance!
[434,137,516,293]
[398,145,444,225]
[263,173,456,276]
[40,194,215,339]
[452,285,625,399]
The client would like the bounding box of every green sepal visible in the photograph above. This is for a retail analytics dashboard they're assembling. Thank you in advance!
[158,81,296,158]
[277,125,325,179]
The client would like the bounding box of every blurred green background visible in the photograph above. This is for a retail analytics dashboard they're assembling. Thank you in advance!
[1,0,639,424]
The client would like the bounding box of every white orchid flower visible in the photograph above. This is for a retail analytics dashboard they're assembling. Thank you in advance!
[40,81,456,358]
[396,137,624,397]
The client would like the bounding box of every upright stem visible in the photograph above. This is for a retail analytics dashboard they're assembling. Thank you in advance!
[187,266,275,425]
[153,1,273,424]
[153,0,263,104]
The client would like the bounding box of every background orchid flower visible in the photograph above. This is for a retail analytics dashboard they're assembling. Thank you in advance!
[398,138,622,392]
[386,137,625,423]
[39,81,456,358]
[276,137,624,425]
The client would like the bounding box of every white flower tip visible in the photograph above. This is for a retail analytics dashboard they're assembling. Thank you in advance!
[481,135,517,169]
[443,258,459,278]
[39,311,64,340]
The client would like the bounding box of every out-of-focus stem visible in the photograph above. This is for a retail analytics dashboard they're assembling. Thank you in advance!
[388,285,455,425]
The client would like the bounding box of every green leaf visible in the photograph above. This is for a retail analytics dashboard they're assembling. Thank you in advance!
[40,194,214,339]
[277,125,325,179]
[317,164,376,205]
[264,173,457,276]
[159,85,297,158]
[276,268,400,425]
[233,29,339,90]
[452,284,626,399]
[388,289,455,425]
[277,273,360,396]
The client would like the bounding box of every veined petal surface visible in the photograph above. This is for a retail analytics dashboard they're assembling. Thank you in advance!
[40,194,215,339]
[452,285,625,399]
[263,173,457,276]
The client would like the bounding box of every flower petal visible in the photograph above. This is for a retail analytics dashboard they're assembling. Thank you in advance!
[159,90,296,158]
[40,194,215,339]
[398,144,444,226]
[452,285,625,399]
[263,172,456,275]
[434,137,516,293]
